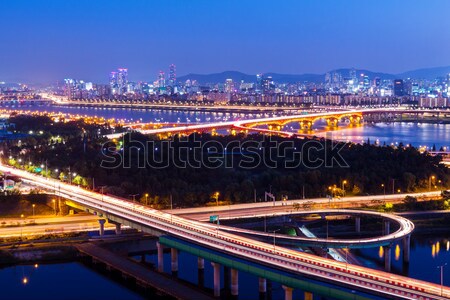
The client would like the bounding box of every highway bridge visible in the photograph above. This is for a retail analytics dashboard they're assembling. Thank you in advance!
[105,107,450,139]
[1,164,449,300]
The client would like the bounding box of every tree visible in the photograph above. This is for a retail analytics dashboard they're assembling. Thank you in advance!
[384,202,394,212]
[402,172,416,192]
[403,196,418,210]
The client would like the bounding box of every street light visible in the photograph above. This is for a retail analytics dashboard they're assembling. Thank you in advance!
[271,229,280,250]
[20,214,24,240]
[52,199,56,215]
[438,263,447,296]
[129,194,138,203]
[381,184,386,199]
[32,204,35,216]
[429,175,436,192]
[214,192,220,206]
[342,180,347,195]
[145,193,149,205]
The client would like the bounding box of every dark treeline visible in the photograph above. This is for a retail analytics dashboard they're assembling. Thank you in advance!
[2,115,449,208]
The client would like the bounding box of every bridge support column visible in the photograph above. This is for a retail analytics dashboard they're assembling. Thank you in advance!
[258,277,267,294]
[115,223,121,235]
[198,257,204,270]
[304,291,313,300]
[211,262,221,297]
[403,234,411,263]
[198,257,205,288]
[98,219,106,236]
[282,285,293,300]
[299,121,312,131]
[231,268,239,296]
[355,216,361,233]
[156,242,164,273]
[171,248,178,274]
[384,245,391,272]
[384,221,390,235]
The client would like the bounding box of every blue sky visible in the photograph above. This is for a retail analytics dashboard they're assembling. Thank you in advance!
[1,0,450,83]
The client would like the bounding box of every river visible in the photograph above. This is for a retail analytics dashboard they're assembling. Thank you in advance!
[1,232,448,300]
[2,103,450,149]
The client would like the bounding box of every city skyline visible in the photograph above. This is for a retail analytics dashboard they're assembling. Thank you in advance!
[1,0,450,83]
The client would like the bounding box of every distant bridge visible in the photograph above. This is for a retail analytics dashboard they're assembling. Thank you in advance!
[106,107,450,139]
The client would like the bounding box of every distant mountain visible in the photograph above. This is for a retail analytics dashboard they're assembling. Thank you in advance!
[177,66,450,85]
[331,68,396,80]
[177,71,255,85]
[397,66,450,79]
[177,71,323,85]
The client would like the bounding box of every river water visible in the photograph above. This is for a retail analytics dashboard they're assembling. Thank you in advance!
[0,233,448,300]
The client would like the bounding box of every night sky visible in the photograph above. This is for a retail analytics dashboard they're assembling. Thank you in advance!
[1,0,450,83]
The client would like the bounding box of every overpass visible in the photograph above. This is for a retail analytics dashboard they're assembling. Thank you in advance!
[1,164,449,300]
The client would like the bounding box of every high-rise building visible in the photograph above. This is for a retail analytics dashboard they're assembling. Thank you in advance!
[393,79,404,96]
[64,78,75,100]
[256,74,263,93]
[446,73,450,95]
[158,71,166,88]
[225,79,234,93]
[263,76,274,92]
[109,68,128,95]
[117,68,128,94]
[168,64,176,86]
[109,72,118,87]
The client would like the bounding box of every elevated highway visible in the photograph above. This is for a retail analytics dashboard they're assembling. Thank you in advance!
[1,164,449,300]
[208,209,414,249]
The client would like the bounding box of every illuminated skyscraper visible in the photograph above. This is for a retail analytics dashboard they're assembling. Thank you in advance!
[256,74,263,93]
[394,79,404,96]
[168,64,176,86]
[225,79,234,93]
[109,72,118,87]
[64,78,75,100]
[158,71,166,88]
[117,68,128,94]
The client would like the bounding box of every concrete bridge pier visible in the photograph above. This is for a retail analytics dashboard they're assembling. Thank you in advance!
[304,291,313,300]
[326,118,339,128]
[115,223,121,235]
[282,285,293,300]
[156,242,164,273]
[403,234,411,263]
[231,268,239,296]
[171,248,178,275]
[383,220,390,235]
[258,277,267,295]
[299,121,312,131]
[355,216,361,233]
[98,219,106,236]
[197,257,205,288]
[211,262,221,297]
[384,245,392,272]
[198,257,204,269]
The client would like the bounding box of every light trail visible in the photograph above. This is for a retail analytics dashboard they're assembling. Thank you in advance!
[1,164,448,300]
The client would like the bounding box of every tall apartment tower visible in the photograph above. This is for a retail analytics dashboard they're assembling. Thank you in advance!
[168,64,176,86]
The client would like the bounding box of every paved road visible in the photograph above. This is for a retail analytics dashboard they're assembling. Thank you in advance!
[1,164,449,300]
[165,191,442,221]
[0,215,114,238]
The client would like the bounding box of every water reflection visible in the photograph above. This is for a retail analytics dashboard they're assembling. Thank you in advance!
[395,244,401,261]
